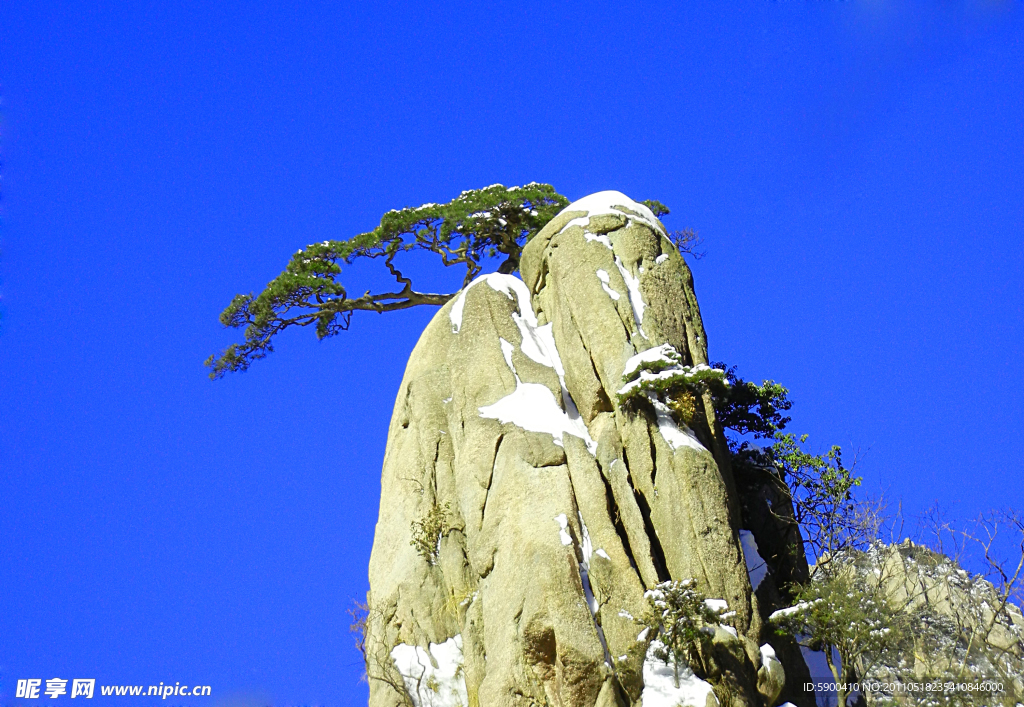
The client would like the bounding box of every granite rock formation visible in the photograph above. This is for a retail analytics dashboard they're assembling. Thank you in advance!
[364,192,807,707]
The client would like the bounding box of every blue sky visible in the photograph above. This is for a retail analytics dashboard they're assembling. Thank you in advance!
[1,2,1022,705]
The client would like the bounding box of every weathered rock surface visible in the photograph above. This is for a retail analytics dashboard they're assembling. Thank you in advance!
[848,542,1024,704]
[364,192,807,707]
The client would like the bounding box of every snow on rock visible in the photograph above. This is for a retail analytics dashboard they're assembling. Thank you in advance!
[614,256,647,339]
[595,269,621,300]
[739,530,768,590]
[617,363,720,399]
[621,344,682,377]
[578,512,594,566]
[585,232,614,249]
[468,273,597,454]
[758,643,785,703]
[390,635,468,707]
[576,512,602,619]
[656,253,670,265]
[558,511,612,663]
[651,398,707,452]
[449,273,506,333]
[554,191,670,341]
[558,190,667,236]
[554,514,573,546]
[704,598,729,613]
[478,377,586,451]
[641,640,719,707]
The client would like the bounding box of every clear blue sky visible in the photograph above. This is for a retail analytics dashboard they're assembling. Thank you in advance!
[1,2,1022,705]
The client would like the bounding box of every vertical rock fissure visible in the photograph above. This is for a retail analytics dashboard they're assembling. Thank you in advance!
[621,449,671,584]
[568,484,615,670]
[431,435,442,499]
[480,433,504,527]
[644,414,660,488]
[596,457,642,580]
[566,304,616,415]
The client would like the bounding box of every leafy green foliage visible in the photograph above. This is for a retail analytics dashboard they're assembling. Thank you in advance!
[206,183,568,378]
[640,199,671,218]
[771,432,863,565]
[709,363,792,441]
[207,183,695,379]
[618,364,728,410]
[713,363,865,570]
[730,432,863,570]
[639,579,732,687]
[772,572,907,705]
[615,345,726,431]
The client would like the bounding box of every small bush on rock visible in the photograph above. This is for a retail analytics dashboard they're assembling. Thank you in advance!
[639,579,734,688]
[410,503,452,565]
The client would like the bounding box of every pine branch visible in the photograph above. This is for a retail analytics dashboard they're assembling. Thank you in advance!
[206,183,569,378]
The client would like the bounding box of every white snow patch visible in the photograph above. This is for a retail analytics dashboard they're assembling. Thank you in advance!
[498,338,515,370]
[595,269,621,300]
[617,363,720,398]
[557,191,667,236]
[622,344,681,377]
[636,627,650,642]
[721,625,738,638]
[704,598,729,613]
[479,382,589,453]
[390,635,468,707]
[570,512,613,665]
[578,512,594,568]
[614,256,647,339]
[449,273,508,333]
[759,643,785,696]
[640,640,719,707]
[554,514,573,546]
[584,232,614,249]
[618,609,635,620]
[650,398,707,452]
[472,274,597,455]
[656,254,669,265]
[740,530,768,590]
[769,599,821,621]
[596,548,611,560]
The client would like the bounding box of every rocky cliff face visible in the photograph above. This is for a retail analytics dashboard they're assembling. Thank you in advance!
[364,192,804,707]
[848,542,1024,703]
